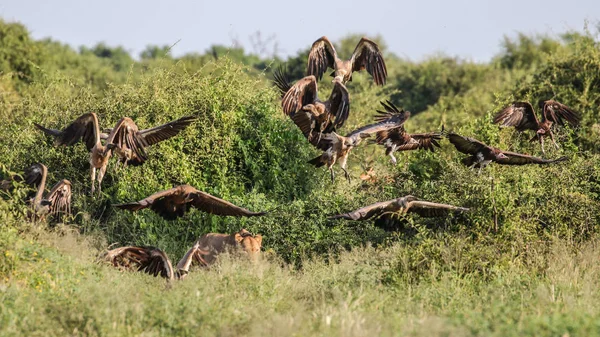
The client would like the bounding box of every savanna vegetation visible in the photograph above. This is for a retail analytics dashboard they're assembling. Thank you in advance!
[1,18,599,336]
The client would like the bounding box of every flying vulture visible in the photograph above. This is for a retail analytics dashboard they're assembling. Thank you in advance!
[493,100,580,153]
[113,184,267,220]
[35,113,196,194]
[274,69,350,141]
[329,195,469,221]
[307,103,410,182]
[446,132,568,174]
[371,101,442,164]
[307,36,387,85]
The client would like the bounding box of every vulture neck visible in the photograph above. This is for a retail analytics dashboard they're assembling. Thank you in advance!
[33,166,48,205]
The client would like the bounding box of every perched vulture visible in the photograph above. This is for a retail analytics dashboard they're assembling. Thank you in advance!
[113,184,267,220]
[274,69,350,141]
[307,103,410,182]
[307,36,387,85]
[329,195,469,222]
[35,113,196,194]
[493,100,580,153]
[24,163,72,221]
[371,101,442,164]
[447,132,568,173]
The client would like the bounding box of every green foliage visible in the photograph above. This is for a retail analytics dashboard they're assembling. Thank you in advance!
[0,18,600,336]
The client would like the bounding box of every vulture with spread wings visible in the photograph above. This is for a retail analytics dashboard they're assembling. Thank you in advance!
[329,195,469,222]
[104,244,209,280]
[35,113,196,194]
[23,163,72,221]
[307,103,410,182]
[447,132,568,174]
[307,36,387,85]
[371,101,442,164]
[113,184,267,220]
[275,69,350,141]
[493,100,580,153]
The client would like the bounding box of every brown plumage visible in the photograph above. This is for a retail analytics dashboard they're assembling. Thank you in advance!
[35,113,196,194]
[276,72,350,140]
[329,195,469,221]
[307,36,387,85]
[104,246,176,280]
[102,115,197,166]
[25,163,72,221]
[371,101,442,164]
[493,100,580,153]
[113,184,267,220]
[104,244,210,280]
[307,104,410,182]
[447,132,568,174]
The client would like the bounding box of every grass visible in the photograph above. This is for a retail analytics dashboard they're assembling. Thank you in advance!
[2,224,600,337]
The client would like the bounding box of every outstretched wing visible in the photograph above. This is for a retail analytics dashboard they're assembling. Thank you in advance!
[105,117,149,165]
[34,112,100,151]
[329,200,396,221]
[307,36,337,81]
[46,179,72,217]
[281,76,319,116]
[113,186,183,212]
[138,116,197,147]
[404,132,443,152]
[406,200,469,217]
[350,37,387,85]
[346,102,410,140]
[327,80,350,129]
[493,102,539,131]
[496,151,568,166]
[446,132,489,155]
[176,242,209,277]
[273,66,292,99]
[104,246,175,280]
[189,190,267,217]
[373,100,410,123]
[541,100,580,127]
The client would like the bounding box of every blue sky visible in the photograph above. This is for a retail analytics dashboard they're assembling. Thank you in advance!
[1,0,597,61]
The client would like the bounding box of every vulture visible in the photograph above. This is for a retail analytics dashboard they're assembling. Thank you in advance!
[1,163,48,192]
[371,101,443,164]
[307,103,410,182]
[103,244,208,280]
[35,113,196,194]
[446,132,568,174]
[307,36,387,85]
[25,163,72,221]
[329,195,469,221]
[274,69,350,141]
[493,100,580,153]
[113,184,267,220]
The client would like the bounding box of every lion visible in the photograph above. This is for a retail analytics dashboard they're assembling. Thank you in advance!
[194,228,263,266]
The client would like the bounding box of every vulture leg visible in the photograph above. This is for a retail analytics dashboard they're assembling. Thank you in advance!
[549,131,559,149]
[97,165,107,194]
[339,155,350,183]
[389,153,397,165]
[90,167,96,195]
[539,135,545,154]
[329,167,335,183]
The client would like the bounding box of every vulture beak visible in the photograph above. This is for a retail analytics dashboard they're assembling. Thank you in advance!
[536,129,546,135]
